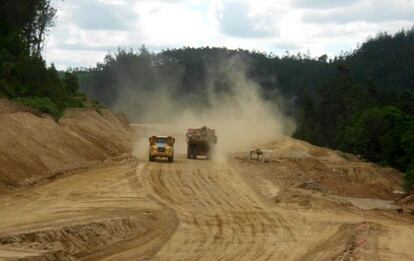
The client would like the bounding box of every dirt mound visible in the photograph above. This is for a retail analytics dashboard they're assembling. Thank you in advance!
[0,100,134,192]
[237,136,403,200]
[263,137,360,162]
[291,157,402,199]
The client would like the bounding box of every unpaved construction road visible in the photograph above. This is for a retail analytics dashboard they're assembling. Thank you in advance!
[1,129,414,260]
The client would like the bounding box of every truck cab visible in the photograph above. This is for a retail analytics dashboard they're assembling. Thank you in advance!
[149,136,175,162]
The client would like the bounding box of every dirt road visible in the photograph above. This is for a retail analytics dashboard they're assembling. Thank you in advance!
[1,154,413,260]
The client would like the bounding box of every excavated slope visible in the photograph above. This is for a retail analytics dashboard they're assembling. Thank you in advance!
[0,99,133,192]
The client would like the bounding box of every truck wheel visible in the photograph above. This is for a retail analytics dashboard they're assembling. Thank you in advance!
[149,154,154,162]
[168,156,174,163]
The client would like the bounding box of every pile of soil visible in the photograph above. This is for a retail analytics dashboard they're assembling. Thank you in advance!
[0,100,134,192]
[288,157,402,199]
[236,136,403,200]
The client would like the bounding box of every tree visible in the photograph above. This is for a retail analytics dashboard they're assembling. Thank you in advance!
[63,71,79,94]
[0,0,56,56]
[30,0,57,56]
[340,107,410,166]
[0,0,84,118]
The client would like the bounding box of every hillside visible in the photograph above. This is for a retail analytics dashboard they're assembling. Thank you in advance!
[0,99,134,192]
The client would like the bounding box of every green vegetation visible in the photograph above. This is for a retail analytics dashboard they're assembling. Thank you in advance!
[340,107,414,168]
[13,96,61,117]
[0,0,84,118]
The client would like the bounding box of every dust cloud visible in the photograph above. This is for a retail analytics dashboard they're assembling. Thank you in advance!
[114,55,295,161]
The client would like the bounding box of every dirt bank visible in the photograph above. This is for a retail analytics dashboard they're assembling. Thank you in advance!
[0,100,134,192]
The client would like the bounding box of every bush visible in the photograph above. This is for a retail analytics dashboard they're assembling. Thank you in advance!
[14,97,61,118]
[61,95,85,109]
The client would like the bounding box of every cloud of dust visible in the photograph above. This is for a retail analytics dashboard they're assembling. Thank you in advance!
[114,55,296,162]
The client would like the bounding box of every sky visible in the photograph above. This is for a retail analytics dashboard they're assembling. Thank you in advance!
[45,0,414,69]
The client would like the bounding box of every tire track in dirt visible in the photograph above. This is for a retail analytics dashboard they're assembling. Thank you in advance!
[139,158,296,260]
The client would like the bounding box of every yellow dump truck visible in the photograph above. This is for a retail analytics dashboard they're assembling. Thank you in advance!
[149,136,175,162]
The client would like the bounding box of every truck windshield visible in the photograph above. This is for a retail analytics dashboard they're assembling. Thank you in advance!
[157,138,167,143]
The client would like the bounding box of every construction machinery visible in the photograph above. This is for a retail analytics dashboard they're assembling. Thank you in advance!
[149,136,175,162]
[186,126,217,160]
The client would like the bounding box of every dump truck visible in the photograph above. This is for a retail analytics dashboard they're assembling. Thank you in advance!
[186,126,217,159]
[149,136,175,162]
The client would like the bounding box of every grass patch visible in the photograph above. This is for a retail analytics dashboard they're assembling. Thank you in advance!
[14,97,62,118]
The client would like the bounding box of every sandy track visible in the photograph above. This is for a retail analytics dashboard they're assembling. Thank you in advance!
[144,159,295,260]
[1,155,414,260]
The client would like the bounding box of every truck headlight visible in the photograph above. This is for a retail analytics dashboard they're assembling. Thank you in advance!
[151,146,157,152]
[166,147,173,153]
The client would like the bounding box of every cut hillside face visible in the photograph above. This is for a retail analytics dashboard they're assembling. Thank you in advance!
[0,100,134,192]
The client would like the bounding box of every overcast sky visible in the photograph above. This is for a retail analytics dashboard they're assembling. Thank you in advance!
[45,0,414,69]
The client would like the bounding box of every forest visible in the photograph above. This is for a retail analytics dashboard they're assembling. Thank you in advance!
[0,0,85,118]
[77,29,414,190]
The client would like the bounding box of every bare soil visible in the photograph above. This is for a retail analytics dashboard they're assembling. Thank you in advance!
[0,100,133,192]
[239,137,404,200]
[0,120,413,260]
